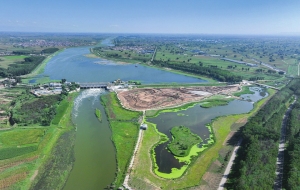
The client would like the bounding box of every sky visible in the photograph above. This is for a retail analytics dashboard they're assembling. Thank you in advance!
[1,0,300,35]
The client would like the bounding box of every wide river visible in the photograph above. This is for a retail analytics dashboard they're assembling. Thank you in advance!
[38,40,267,189]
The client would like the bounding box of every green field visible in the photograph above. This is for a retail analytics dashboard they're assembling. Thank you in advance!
[0,55,28,69]
[101,92,141,187]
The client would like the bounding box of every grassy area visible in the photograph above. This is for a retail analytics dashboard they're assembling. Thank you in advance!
[95,108,102,122]
[101,92,141,121]
[101,92,141,187]
[0,55,28,69]
[200,98,234,108]
[233,85,255,96]
[168,126,202,157]
[129,88,276,189]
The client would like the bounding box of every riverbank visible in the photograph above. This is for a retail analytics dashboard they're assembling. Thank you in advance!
[100,92,142,188]
[21,49,65,84]
[90,48,217,83]
[128,88,276,189]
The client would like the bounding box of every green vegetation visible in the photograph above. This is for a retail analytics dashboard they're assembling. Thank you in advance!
[168,126,202,157]
[283,98,300,189]
[0,128,44,146]
[233,85,255,96]
[0,56,45,78]
[227,79,300,189]
[11,94,61,126]
[0,55,28,69]
[0,145,38,160]
[95,108,102,121]
[101,92,141,187]
[200,98,233,108]
[41,48,59,54]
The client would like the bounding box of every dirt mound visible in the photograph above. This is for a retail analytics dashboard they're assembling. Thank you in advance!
[117,85,239,111]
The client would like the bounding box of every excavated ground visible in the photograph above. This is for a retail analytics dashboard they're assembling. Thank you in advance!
[117,85,239,111]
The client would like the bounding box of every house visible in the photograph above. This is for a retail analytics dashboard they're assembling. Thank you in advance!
[140,123,148,130]
[49,82,62,87]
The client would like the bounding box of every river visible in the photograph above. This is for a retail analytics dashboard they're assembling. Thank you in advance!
[37,41,206,189]
[38,40,266,189]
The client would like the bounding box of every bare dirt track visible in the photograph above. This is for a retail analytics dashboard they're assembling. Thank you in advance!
[117,85,239,111]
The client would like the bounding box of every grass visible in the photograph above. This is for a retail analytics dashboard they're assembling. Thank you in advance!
[0,55,28,69]
[200,98,234,108]
[101,92,142,187]
[0,145,38,160]
[233,85,255,96]
[167,126,202,157]
[52,99,69,125]
[95,108,102,122]
[0,129,44,146]
[101,92,141,121]
[129,88,276,189]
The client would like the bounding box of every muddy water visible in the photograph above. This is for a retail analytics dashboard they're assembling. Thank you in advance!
[148,87,267,173]
[63,89,116,190]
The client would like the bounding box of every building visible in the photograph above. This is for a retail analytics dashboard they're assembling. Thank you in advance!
[140,123,148,130]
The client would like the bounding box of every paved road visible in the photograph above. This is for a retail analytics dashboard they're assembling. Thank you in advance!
[218,139,242,190]
[274,96,297,190]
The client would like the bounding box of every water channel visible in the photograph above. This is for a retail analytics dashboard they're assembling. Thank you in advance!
[37,39,267,189]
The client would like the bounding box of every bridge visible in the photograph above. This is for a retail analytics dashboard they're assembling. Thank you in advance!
[77,82,109,89]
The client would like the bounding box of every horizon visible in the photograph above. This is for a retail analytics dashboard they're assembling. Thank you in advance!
[1,0,300,35]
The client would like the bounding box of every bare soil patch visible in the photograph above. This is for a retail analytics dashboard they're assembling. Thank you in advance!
[118,85,239,111]
[0,172,27,189]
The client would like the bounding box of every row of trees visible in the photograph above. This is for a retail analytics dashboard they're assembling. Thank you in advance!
[227,79,300,189]
[0,56,45,78]
[151,60,243,82]
[283,97,300,189]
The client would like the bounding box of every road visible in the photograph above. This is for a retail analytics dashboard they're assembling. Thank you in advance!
[218,139,242,190]
[274,96,297,190]
[123,111,145,190]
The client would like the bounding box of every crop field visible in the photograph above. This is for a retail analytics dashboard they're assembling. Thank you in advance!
[0,55,28,69]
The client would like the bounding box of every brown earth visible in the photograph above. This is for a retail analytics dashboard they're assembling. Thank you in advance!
[117,85,239,111]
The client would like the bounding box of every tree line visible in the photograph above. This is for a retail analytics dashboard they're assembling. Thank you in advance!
[283,96,300,189]
[0,56,45,78]
[226,79,300,189]
[151,60,243,82]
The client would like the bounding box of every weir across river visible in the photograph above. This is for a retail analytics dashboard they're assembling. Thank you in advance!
[77,82,109,89]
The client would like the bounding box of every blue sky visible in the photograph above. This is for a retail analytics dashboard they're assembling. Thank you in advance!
[1,0,300,35]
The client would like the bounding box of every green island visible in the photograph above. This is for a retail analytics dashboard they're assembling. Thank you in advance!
[200,98,233,108]
[168,126,202,157]
[95,108,102,121]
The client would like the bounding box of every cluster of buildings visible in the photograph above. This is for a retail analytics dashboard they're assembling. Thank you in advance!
[108,46,155,54]
[31,82,78,97]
